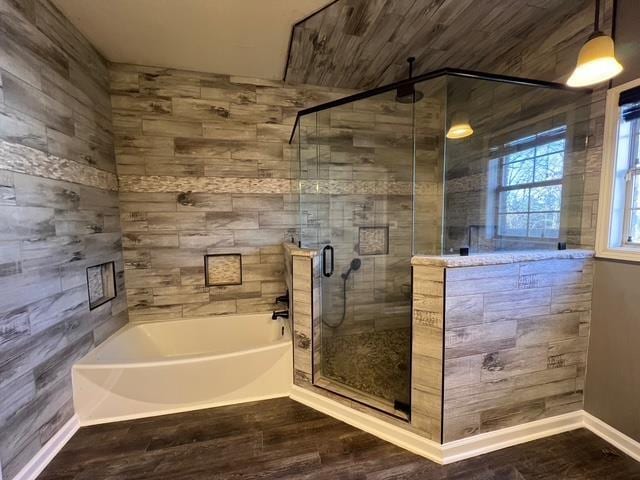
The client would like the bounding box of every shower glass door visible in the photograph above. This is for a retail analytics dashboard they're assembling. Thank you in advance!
[299,88,419,418]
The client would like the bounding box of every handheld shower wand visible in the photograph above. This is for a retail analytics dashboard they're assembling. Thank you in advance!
[341,258,362,280]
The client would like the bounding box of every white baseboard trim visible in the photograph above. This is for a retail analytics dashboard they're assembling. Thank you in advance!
[289,389,640,466]
[12,415,80,480]
[441,410,584,464]
[290,386,443,463]
[583,411,640,462]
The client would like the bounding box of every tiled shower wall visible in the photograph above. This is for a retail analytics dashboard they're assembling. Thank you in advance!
[297,88,443,408]
[299,89,443,333]
[0,1,127,478]
[110,64,354,320]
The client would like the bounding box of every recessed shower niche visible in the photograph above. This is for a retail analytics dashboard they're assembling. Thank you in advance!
[204,253,243,287]
[86,261,117,310]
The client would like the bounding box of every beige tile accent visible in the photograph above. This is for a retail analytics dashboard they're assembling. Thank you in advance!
[358,226,388,255]
[119,175,291,194]
[0,140,118,191]
[205,254,242,286]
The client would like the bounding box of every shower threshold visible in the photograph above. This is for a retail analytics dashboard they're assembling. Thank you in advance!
[314,376,410,421]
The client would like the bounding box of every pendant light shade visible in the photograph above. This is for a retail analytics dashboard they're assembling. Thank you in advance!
[567,0,623,87]
[567,34,623,87]
[446,112,473,139]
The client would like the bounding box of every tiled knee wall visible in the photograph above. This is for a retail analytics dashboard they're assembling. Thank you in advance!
[291,251,314,385]
[413,255,593,443]
[290,248,592,444]
[411,265,445,441]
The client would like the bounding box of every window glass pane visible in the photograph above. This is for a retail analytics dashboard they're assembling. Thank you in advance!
[503,159,534,186]
[497,126,566,239]
[530,185,562,212]
[505,147,535,164]
[528,212,560,238]
[545,212,561,238]
[629,210,640,243]
[536,139,565,156]
[633,174,640,208]
[534,153,564,182]
[499,189,529,213]
[528,213,545,238]
[499,213,528,237]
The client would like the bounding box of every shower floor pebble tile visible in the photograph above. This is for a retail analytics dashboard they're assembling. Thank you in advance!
[37,398,640,479]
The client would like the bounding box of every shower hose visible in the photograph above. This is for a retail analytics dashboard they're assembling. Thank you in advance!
[322,273,349,329]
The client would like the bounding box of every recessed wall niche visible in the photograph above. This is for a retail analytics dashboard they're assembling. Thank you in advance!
[205,254,243,287]
[86,262,117,310]
[358,226,389,255]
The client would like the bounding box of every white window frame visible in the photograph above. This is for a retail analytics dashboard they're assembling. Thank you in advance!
[596,77,640,262]
[495,128,566,240]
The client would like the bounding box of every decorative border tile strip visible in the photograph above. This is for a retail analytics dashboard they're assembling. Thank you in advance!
[0,140,118,191]
[119,175,291,193]
[119,176,441,195]
[298,180,440,196]
[444,174,488,194]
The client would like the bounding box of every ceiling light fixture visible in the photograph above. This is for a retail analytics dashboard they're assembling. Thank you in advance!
[567,0,623,87]
[446,112,474,139]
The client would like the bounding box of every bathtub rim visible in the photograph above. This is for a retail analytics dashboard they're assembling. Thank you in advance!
[74,312,290,370]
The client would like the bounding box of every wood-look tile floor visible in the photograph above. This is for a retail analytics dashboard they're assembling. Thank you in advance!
[38,398,640,480]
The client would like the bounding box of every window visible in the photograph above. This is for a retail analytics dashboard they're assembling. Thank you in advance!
[620,110,640,244]
[496,127,566,239]
[597,78,640,261]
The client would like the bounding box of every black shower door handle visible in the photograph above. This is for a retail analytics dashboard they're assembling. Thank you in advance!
[322,245,334,277]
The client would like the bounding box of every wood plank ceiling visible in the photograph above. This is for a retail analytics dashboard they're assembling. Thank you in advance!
[284,0,601,89]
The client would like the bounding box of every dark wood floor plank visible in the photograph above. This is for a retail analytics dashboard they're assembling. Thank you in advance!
[38,398,640,480]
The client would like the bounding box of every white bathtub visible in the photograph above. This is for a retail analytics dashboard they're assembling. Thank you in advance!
[72,313,292,425]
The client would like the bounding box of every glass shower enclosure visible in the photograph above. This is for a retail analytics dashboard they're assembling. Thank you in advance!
[290,69,590,419]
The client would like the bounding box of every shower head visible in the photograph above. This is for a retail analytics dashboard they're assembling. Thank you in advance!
[341,258,362,280]
[396,85,424,104]
[396,56,423,104]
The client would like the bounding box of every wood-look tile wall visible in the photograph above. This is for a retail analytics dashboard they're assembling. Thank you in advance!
[286,0,607,90]
[443,258,593,441]
[0,1,127,479]
[292,252,314,386]
[411,265,445,441]
[298,88,443,339]
[110,63,355,321]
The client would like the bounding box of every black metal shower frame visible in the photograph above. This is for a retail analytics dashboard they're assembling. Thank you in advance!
[291,66,591,426]
[288,67,591,144]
